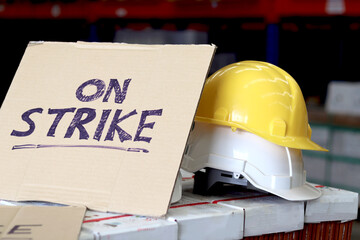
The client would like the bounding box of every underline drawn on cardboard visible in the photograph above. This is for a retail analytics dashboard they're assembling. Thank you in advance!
[11,144,149,153]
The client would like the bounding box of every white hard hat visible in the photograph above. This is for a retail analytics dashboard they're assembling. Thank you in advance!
[171,171,182,204]
[181,122,321,201]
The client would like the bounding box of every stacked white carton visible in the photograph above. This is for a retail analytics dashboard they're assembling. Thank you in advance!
[1,177,358,239]
[167,195,244,240]
[305,184,358,223]
[79,211,177,240]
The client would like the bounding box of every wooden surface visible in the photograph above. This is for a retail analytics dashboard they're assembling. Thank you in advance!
[244,221,353,240]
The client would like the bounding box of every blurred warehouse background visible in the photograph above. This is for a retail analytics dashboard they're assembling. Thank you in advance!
[1,0,360,212]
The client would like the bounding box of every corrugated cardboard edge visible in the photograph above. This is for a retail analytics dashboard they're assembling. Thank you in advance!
[28,41,217,50]
[0,205,86,240]
[166,44,217,215]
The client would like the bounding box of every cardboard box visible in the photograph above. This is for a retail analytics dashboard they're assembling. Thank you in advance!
[0,204,85,240]
[0,200,177,240]
[0,41,215,217]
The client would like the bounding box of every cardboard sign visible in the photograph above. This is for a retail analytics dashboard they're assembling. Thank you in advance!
[0,205,86,240]
[0,42,215,216]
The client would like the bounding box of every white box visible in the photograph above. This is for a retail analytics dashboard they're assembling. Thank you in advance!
[330,160,360,192]
[309,125,331,149]
[216,195,304,237]
[325,81,360,116]
[167,195,244,240]
[179,190,303,237]
[332,130,360,158]
[79,210,178,240]
[2,180,358,239]
[305,185,358,223]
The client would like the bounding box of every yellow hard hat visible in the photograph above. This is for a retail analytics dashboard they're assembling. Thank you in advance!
[195,60,328,151]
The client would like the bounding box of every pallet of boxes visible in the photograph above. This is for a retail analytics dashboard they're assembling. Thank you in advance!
[0,42,357,240]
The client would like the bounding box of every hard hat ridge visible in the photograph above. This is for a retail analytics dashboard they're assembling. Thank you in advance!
[195,60,327,152]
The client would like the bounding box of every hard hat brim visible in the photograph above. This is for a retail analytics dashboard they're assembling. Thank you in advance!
[246,177,321,201]
[267,182,321,201]
[280,137,328,152]
[195,117,328,152]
